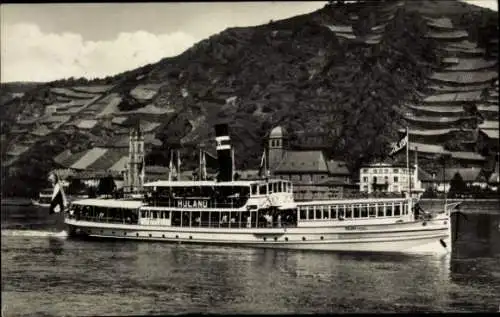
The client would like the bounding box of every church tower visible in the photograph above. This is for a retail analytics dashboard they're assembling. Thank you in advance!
[268,126,287,173]
[126,122,145,193]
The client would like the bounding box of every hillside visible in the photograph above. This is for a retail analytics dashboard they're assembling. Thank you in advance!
[1,0,498,197]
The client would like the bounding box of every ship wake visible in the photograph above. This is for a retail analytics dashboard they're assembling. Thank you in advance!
[1,229,68,238]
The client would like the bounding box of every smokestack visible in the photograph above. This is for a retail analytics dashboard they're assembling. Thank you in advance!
[214,123,233,182]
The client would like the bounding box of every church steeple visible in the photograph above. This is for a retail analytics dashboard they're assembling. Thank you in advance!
[126,121,144,193]
[268,126,287,173]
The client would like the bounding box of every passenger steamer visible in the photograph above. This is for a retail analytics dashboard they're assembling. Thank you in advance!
[64,124,454,254]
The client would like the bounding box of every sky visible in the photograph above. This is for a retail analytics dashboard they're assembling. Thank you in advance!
[0,1,497,83]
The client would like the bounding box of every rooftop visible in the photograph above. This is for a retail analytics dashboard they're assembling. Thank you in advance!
[275,150,328,173]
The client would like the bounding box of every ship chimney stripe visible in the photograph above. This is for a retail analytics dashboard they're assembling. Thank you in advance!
[216,145,232,150]
[215,135,231,142]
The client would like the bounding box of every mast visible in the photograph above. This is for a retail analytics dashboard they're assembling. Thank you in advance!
[443,155,447,213]
[414,146,418,194]
[177,149,181,181]
[231,147,235,181]
[406,127,411,198]
[168,149,173,181]
[199,147,202,181]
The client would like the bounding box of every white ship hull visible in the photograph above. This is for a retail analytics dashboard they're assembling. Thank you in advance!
[65,215,451,255]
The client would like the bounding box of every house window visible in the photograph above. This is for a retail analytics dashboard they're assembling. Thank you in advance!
[393,169,399,173]
[363,169,368,173]
[363,177,368,182]
[394,176,399,182]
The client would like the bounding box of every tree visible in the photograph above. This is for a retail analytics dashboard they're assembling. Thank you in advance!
[448,172,466,198]
[67,177,86,195]
[97,175,116,197]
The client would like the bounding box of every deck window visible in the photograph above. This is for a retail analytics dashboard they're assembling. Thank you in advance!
[141,210,147,218]
[338,206,344,219]
[325,206,331,219]
[377,204,384,217]
[386,204,393,217]
[394,204,401,216]
[251,185,258,196]
[152,211,158,219]
[345,206,352,218]
[278,182,282,192]
[316,206,322,219]
[259,185,267,195]
[300,207,307,220]
[308,207,314,220]
[369,204,376,217]
[353,205,360,218]
[361,205,368,218]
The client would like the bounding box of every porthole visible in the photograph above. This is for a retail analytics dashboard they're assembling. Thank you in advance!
[274,237,278,241]
[443,221,447,225]
[149,234,152,238]
[285,237,289,241]
[422,222,427,226]
[162,234,165,238]
[263,237,267,241]
[320,236,324,240]
[100,230,103,234]
[124,232,127,236]
[176,235,179,239]
[189,236,193,240]
[136,233,139,237]
[112,231,115,235]
[302,237,306,241]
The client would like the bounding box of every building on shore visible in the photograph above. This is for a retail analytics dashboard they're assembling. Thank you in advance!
[266,126,355,200]
[419,167,488,192]
[358,162,425,197]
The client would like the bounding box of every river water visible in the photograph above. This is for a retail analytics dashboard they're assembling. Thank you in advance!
[1,202,500,315]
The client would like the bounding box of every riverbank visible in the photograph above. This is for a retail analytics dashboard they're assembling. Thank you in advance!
[1,197,33,207]
[420,198,500,214]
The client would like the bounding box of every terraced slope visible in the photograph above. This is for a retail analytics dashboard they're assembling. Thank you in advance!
[1,0,498,196]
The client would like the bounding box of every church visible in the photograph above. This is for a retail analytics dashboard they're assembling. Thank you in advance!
[266,126,355,200]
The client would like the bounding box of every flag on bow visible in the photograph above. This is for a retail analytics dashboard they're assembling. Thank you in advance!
[49,172,68,214]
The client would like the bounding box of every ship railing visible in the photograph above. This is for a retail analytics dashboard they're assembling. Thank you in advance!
[70,215,137,225]
[175,220,297,229]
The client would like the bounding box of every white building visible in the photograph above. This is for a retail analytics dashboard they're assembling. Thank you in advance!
[359,163,423,196]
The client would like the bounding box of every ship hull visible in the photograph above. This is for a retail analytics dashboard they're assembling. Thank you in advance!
[65,216,451,255]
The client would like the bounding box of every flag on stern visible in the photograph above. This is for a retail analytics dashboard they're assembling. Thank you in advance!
[49,172,68,214]
[389,129,408,158]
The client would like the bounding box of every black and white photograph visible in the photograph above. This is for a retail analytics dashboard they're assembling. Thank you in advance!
[1,0,499,315]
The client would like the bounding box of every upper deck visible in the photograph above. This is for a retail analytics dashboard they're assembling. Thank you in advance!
[142,179,294,210]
